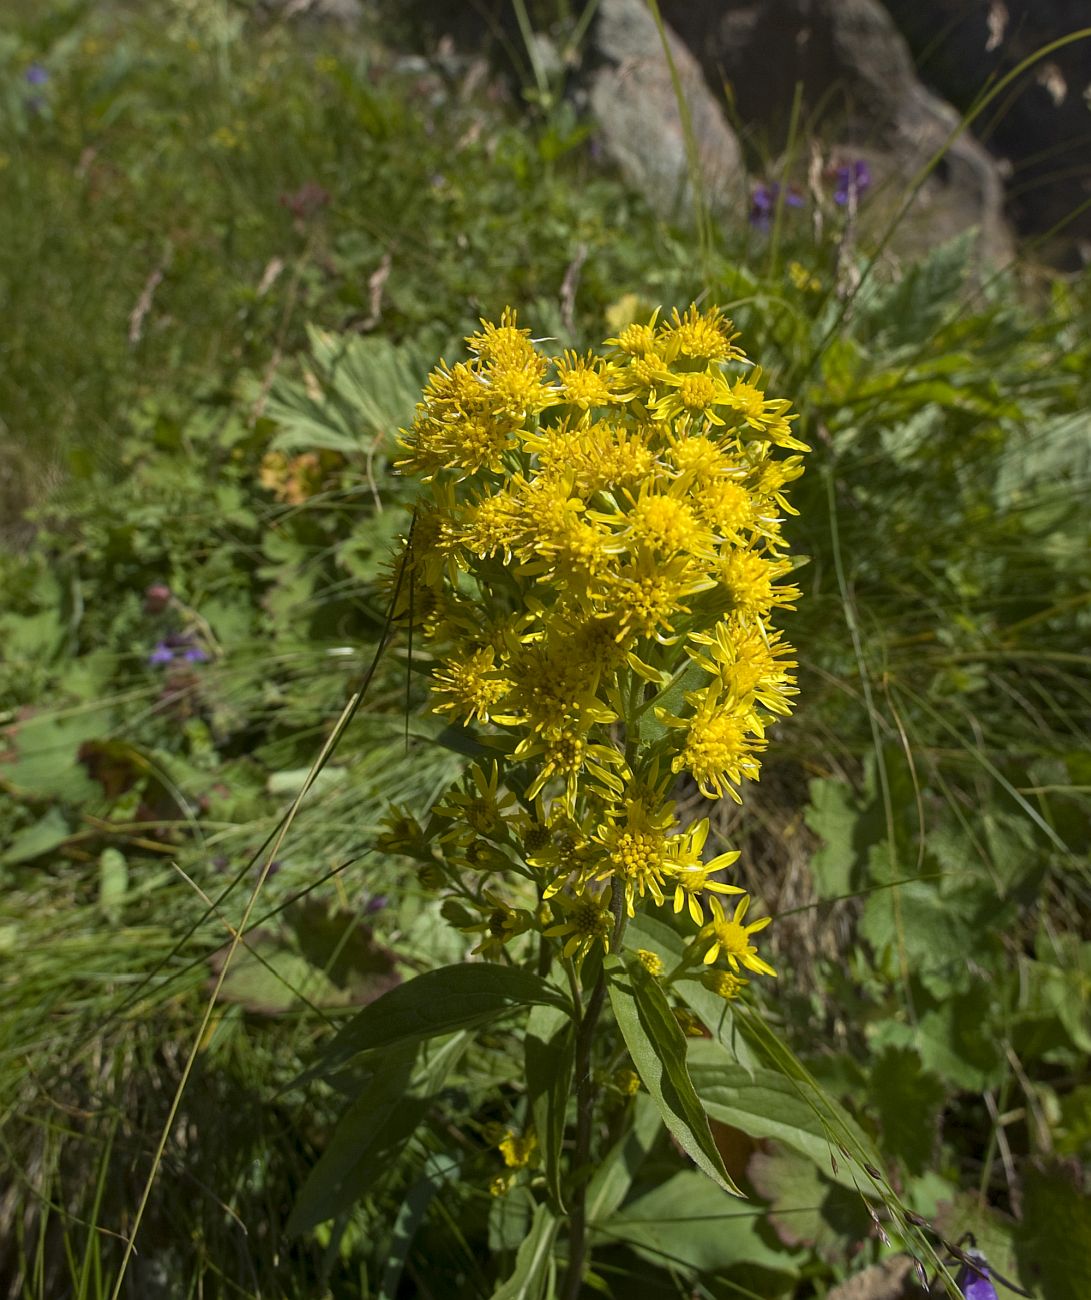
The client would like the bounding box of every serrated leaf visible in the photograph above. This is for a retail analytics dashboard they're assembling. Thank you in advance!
[605,954,740,1196]
[300,963,569,1083]
[525,1003,574,1211]
[749,1146,871,1262]
[804,777,863,899]
[1018,1162,1091,1300]
[859,879,975,996]
[489,1201,558,1300]
[869,1046,945,1176]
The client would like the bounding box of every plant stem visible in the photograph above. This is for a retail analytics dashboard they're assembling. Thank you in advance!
[562,894,625,1300]
[560,963,607,1300]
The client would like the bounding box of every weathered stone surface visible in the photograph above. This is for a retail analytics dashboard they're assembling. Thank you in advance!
[881,0,1091,263]
[661,0,1015,265]
[585,0,747,224]
[259,0,363,23]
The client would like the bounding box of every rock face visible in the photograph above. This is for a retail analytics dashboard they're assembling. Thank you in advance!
[586,0,747,224]
[660,0,1015,264]
[881,0,1091,264]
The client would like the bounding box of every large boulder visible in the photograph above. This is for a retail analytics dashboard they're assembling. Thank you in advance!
[881,0,1091,264]
[585,0,747,224]
[661,0,1015,265]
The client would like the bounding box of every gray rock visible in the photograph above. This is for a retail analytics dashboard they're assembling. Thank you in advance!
[662,0,1015,265]
[587,0,746,224]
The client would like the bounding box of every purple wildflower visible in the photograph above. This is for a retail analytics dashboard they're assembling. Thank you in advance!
[749,182,804,228]
[25,64,49,86]
[956,1253,999,1300]
[182,646,210,664]
[148,642,175,667]
[364,894,389,915]
[833,159,872,206]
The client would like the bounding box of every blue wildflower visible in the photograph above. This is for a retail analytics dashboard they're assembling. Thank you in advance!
[25,63,49,86]
[148,642,174,667]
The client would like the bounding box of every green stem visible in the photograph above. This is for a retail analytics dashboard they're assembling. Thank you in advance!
[561,893,626,1300]
[560,965,607,1300]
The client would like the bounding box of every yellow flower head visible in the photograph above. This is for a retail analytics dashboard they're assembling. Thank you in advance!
[391,304,807,1001]
[700,894,776,977]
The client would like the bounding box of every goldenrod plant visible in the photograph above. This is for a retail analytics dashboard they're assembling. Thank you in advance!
[300,305,815,1294]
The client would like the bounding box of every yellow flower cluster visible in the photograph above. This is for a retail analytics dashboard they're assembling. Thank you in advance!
[391,305,807,987]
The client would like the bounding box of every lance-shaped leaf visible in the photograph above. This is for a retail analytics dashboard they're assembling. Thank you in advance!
[587,1092,662,1226]
[605,954,741,1196]
[525,1004,575,1211]
[299,962,569,1084]
[489,1202,558,1300]
[287,1043,427,1233]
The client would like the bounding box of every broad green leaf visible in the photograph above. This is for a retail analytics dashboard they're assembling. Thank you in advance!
[1017,1162,1091,1300]
[287,1044,426,1233]
[2,807,71,866]
[602,1171,800,1277]
[605,954,740,1196]
[859,879,975,996]
[525,1003,574,1211]
[301,963,569,1082]
[869,1047,945,1176]
[804,777,862,898]
[749,1147,871,1262]
[695,1007,890,1190]
[586,1092,662,1226]
[4,712,106,802]
[687,1041,861,1185]
[490,1202,558,1300]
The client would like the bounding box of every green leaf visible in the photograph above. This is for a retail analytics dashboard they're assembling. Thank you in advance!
[301,963,569,1083]
[804,777,863,899]
[640,659,707,746]
[2,807,72,866]
[687,1039,864,1187]
[489,1202,558,1300]
[749,1147,871,1262]
[489,1183,534,1254]
[586,1092,662,1226]
[605,954,740,1196]
[378,1153,462,1300]
[859,879,975,996]
[869,1046,945,1176]
[1018,1162,1091,1300]
[287,1044,427,1233]
[98,847,128,923]
[604,1171,800,1277]
[525,1003,574,1211]
[4,712,106,803]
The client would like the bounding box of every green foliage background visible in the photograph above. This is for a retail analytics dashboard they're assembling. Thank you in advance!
[1,2,1088,1298]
